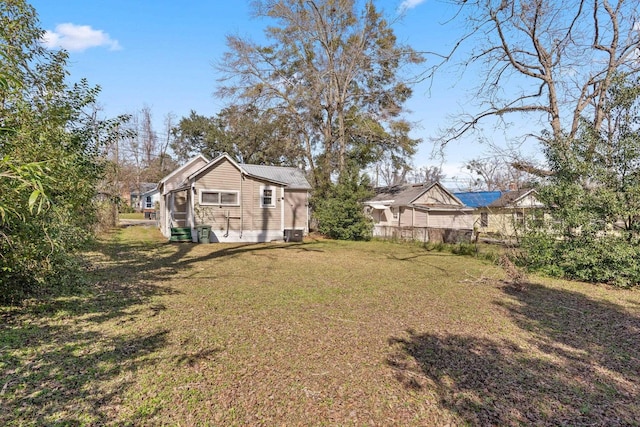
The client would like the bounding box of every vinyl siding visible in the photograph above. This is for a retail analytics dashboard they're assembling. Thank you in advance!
[192,158,284,233]
[428,211,473,229]
[248,179,281,231]
[194,160,243,232]
[162,157,208,194]
[513,193,543,208]
[413,185,460,206]
[398,207,413,227]
[284,189,308,230]
[397,208,429,227]
[477,208,526,236]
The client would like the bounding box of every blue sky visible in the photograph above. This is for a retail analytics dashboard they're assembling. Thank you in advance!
[29,0,538,187]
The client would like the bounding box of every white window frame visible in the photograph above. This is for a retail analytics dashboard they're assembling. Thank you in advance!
[260,185,276,208]
[391,207,398,220]
[145,195,152,209]
[199,189,240,206]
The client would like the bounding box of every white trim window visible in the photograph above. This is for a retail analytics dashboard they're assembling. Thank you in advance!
[145,195,152,209]
[199,189,239,206]
[260,185,276,208]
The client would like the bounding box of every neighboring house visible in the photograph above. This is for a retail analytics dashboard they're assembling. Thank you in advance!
[158,154,311,243]
[364,182,474,242]
[454,188,544,237]
[129,182,157,210]
[139,186,160,218]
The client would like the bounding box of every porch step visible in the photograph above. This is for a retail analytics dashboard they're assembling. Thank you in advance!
[170,227,192,242]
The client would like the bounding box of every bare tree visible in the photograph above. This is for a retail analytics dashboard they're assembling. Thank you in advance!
[140,105,157,168]
[374,157,410,187]
[217,0,424,189]
[159,112,176,177]
[432,0,640,162]
[464,154,540,191]
[409,165,445,184]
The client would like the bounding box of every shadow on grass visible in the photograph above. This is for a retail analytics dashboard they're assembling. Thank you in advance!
[0,326,168,425]
[90,230,323,286]
[387,284,640,426]
[0,228,180,425]
[0,226,324,424]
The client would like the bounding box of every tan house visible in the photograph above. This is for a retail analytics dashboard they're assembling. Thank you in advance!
[454,189,544,237]
[158,154,311,243]
[158,154,209,238]
[364,182,474,242]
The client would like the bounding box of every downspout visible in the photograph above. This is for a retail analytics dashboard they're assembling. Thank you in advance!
[412,206,416,241]
[240,172,244,239]
[280,186,285,236]
[426,209,430,243]
[306,191,310,233]
[190,180,196,242]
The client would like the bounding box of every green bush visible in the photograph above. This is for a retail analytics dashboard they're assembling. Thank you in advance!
[518,77,640,288]
[313,166,373,241]
[0,1,125,302]
[520,232,640,288]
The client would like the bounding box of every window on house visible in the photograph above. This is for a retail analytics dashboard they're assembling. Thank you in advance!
[391,207,398,220]
[220,192,237,205]
[145,196,152,209]
[260,186,275,208]
[480,212,488,228]
[515,211,524,226]
[200,190,239,206]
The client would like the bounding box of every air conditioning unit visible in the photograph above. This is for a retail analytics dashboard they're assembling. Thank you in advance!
[284,229,303,242]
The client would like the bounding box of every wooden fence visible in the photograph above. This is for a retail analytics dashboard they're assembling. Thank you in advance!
[373,225,473,244]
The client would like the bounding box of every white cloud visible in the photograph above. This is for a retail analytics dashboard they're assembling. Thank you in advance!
[398,0,427,13]
[42,23,121,52]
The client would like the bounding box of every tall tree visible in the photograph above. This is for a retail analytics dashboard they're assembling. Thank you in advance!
[217,0,423,190]
[0,0,124,300]
[409,165,445,185]
[521,74,640,286]
[139,105,157,167]
[433,0,640,166]
[464,155,539,191]
[171,107,306,166]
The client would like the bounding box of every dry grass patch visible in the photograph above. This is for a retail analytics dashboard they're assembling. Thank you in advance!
[1,226,639,425]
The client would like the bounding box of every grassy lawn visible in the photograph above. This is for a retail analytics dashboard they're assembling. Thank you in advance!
[119,212,145,220]
[1,225,639,426]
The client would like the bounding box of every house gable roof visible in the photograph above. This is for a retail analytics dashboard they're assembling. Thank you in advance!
[140,186,159,197]
[367,182,465,208]
[488,188,540,208]
[130,182,157,196]
[158,154,209,195]
[189,153,312,190]
[159,154,208,185]
[241,164,311,190]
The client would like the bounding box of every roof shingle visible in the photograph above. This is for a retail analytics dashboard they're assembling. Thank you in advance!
[241,164,312,189]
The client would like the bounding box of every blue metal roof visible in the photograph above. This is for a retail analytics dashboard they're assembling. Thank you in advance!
[453,191,503,208]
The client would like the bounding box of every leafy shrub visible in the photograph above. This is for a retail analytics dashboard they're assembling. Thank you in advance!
[313,166,373,241]
[520,232,640,288]
[0,1,124,302]
[451,243,477,256]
